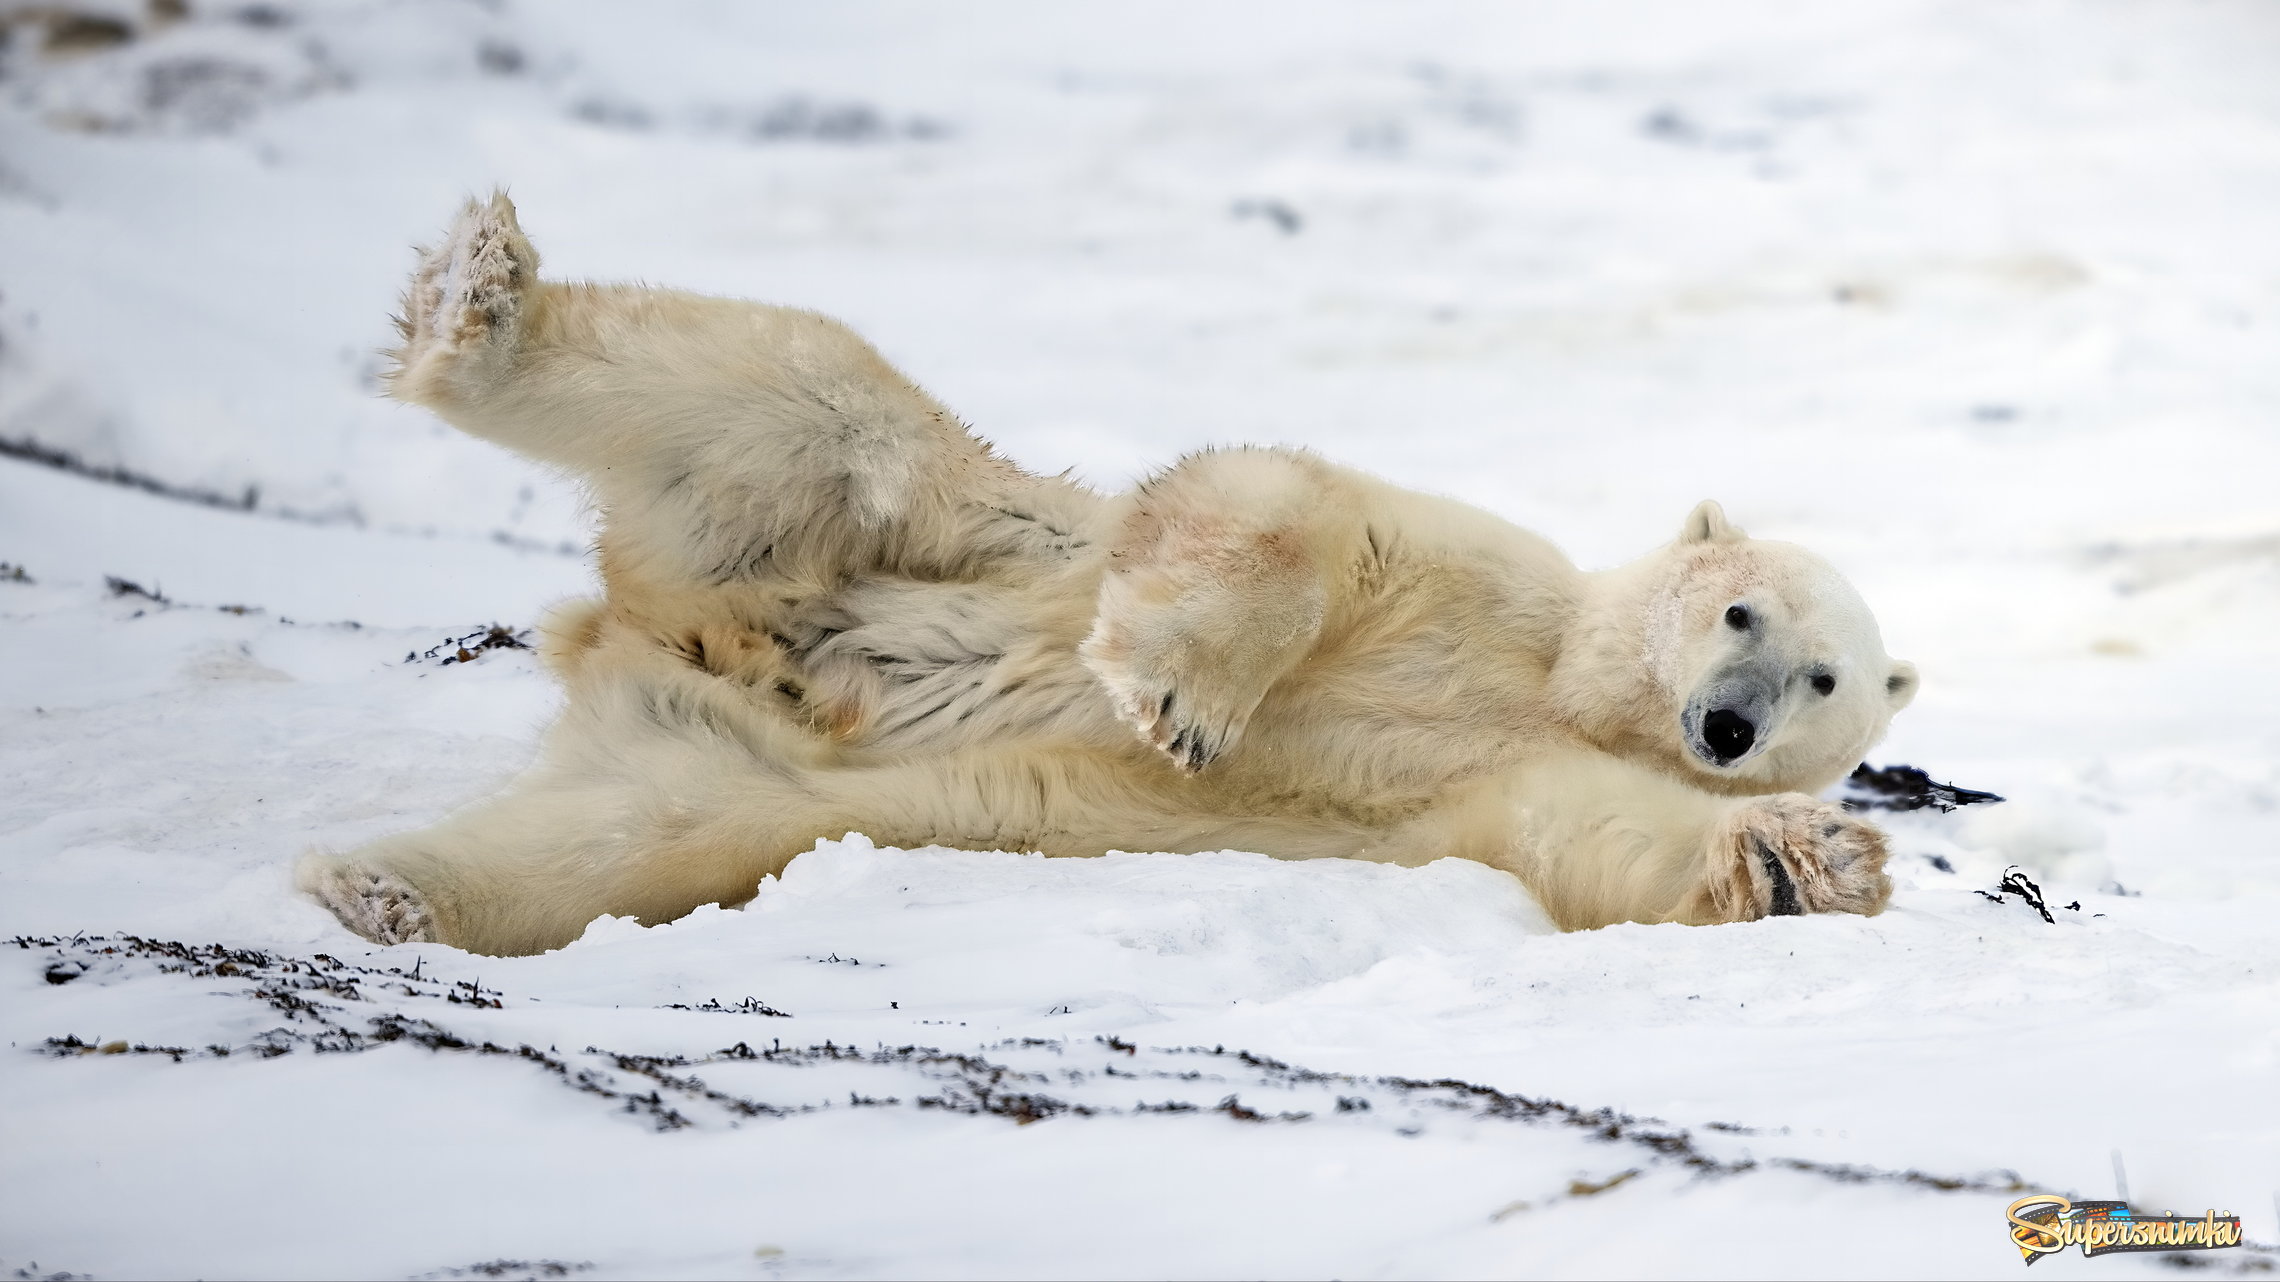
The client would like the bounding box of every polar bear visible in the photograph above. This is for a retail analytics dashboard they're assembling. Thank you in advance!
[298,194,1919,956]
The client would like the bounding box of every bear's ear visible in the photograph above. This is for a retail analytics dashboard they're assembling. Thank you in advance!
[1678,499,1745,546]
[1884,661,1919,711]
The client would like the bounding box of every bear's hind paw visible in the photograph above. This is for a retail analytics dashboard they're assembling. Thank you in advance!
[391,191,537,396]
[297,856,439,946]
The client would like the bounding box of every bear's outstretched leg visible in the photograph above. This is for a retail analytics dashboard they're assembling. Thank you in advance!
[1493,752,1891,928]
[296,673,853,955]
[298,776,831,957]
[387,194,1091,587]
[297,777,803,957]
[1081,448,1353,772]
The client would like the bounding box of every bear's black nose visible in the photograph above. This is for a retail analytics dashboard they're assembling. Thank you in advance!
[1703,709,1756,764]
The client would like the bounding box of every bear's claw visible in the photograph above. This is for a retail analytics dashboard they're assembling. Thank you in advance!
[1092,666,1236,774]
[1752,835,1804,916]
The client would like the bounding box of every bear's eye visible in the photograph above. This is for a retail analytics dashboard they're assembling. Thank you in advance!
[1811,673,1837,697]
[1724,604,1751,631]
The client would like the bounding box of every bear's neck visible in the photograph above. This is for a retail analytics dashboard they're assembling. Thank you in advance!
[1546,556,1699,780]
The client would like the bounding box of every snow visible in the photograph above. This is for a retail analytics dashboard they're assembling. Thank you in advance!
[3,1,2278,1278]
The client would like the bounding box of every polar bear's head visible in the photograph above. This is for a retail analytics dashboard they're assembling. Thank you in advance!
[1619,500,1918,794]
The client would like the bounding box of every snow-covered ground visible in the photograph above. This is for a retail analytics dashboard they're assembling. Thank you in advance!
[3,2,2277,1278]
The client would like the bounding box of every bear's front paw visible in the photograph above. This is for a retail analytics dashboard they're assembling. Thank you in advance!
[296,854,440,946]
[1700,794,1892,923]
[1082,639,1248,774]
[391,191,538,397]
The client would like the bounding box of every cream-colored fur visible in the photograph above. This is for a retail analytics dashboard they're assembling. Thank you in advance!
[298,195,1920,956]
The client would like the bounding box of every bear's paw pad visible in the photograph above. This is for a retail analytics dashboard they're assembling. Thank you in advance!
[401,192,535,368]
[304,860,438,946]
[1712,795,1892,922]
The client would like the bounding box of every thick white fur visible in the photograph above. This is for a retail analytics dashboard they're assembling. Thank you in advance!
[298,195,1920,956]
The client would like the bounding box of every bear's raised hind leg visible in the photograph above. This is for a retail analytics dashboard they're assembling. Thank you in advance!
[382,195,1084,587]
